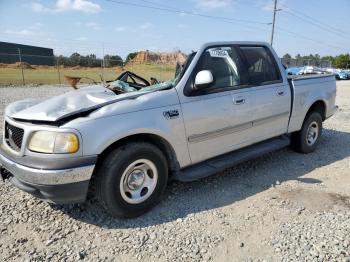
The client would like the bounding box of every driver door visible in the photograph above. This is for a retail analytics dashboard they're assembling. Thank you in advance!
[181,45,253,164]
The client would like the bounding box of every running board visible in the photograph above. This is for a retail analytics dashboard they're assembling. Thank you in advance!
[173,135,290,182]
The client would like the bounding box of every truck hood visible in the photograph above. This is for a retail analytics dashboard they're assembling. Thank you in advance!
[8,85,151,122]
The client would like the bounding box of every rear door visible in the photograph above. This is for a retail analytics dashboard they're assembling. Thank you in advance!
[238,45,291,142]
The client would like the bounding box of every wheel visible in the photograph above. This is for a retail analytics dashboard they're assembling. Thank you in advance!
[96,142,168,218]
[291,111,322,153]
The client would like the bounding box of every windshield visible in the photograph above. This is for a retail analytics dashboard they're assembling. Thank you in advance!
[174,52,196,85]
[105,53,196,95]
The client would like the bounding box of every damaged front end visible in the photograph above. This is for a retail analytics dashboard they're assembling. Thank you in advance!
[8,71,174,126]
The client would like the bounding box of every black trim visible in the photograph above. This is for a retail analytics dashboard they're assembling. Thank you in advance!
[0,145,96,170]
[7,176,89,204]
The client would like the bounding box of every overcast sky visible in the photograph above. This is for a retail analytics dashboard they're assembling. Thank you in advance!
[0,0,349,58]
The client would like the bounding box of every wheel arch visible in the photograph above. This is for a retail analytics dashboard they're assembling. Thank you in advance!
[305,100,327,121]
[93,133,180,178]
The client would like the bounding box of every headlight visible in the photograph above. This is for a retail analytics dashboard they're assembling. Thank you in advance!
[28,131,79,154]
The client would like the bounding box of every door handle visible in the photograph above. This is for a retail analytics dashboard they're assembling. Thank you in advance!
[276,90,285,96]
[234,97,246,105]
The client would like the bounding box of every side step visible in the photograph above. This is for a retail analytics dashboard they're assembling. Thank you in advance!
[173,135,290,182]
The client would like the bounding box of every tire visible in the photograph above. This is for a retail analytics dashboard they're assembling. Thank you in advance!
[291,111,322,153]
[96,142,168,218]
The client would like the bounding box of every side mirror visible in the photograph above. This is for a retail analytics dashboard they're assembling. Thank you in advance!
[194,70,214,90]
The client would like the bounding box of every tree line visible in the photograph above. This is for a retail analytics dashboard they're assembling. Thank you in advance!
[54,52,350,69]
[282,53,350,68]
[54,52,137,67]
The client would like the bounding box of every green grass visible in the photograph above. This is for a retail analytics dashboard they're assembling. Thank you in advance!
[0,64,176,86]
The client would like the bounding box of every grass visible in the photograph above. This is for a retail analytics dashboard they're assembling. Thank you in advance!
[0,63,176,86]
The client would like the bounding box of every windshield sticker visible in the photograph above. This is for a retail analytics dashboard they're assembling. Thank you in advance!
[209,49,229,58]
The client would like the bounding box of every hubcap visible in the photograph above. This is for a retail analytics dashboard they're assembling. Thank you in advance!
[127,170,145,190]
[306,121,319,146]
[120,159,158,204]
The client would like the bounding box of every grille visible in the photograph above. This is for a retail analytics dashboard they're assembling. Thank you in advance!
[4,122,24,151]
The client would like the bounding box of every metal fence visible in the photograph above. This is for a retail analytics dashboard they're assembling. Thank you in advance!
[281,58,331,68]
[0,52,177,86]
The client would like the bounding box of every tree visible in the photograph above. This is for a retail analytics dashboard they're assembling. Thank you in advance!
[70,53,81,66]
[104,54,123,67]
[125,52,138,63]
[333,54,350,69]
[283,53,292,60]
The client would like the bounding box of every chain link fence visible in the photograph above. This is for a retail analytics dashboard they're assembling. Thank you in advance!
[1,50,334,86]
[281,58,332,68]
[0,50,177,86]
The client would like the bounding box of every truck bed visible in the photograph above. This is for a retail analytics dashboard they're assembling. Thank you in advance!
[287,73,336,81]
[287,73,337,133]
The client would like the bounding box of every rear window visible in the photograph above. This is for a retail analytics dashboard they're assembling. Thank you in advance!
[240,46,282,85]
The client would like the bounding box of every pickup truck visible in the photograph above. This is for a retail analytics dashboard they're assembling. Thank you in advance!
[0,42,337,218]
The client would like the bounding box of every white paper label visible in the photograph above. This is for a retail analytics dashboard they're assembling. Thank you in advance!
[209,49,229,58]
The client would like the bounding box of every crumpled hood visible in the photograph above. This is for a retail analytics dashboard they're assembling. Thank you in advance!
[8,85,150,122]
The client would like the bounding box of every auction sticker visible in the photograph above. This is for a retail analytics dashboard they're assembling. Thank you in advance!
[209,49,229,58]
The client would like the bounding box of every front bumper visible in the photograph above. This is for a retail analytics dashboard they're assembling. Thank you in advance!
[0,147,96,204]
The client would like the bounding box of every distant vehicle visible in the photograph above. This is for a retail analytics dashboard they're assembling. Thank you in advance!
[298,66,328,75]
[337,70,350,80]
[325,68,350,80]
[286,67,301,75]
[339,70,348,80]
[0,41,338,217]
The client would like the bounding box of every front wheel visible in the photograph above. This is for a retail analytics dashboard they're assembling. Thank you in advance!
[291,111,323,153]
[96,142,168,218]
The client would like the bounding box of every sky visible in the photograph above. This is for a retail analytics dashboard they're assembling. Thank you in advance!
[0,0,349,59]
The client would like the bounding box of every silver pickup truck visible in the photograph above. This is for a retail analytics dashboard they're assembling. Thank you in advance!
[0,42,337,217]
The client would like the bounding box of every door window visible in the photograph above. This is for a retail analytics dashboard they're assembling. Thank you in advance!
[240,46,282,85]
[196,46,245,90]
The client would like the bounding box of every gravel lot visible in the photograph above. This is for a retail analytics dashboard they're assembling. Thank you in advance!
[0,82,349,261]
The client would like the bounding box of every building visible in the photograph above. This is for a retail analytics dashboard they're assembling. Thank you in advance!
[0,41,54,66]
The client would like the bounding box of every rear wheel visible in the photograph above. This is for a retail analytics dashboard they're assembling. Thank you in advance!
[96,142,168,218]
[292,112,322,153]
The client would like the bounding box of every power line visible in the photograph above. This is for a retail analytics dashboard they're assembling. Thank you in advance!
[3,0,346,55]
[281,9,350,41]
[276,26,344,50]
[104,0,344,51]
[279,3,350,36]
[137,0,178,10]
[103,0,269,25]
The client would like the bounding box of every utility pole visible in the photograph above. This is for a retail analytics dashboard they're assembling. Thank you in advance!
[18,48,25,85]
[101,43,105,84]
[270,0,278,46]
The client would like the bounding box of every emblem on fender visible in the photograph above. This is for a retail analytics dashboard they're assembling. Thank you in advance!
[163,110,179,119]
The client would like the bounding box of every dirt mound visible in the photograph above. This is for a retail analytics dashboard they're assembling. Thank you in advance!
[0,62,35,69]
[130,51,187,65]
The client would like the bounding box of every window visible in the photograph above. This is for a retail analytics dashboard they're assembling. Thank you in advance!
[196,46,244,89]
[240,46,281,85]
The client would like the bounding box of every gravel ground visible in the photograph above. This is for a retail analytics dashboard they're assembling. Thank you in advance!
[0,82,349,261]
